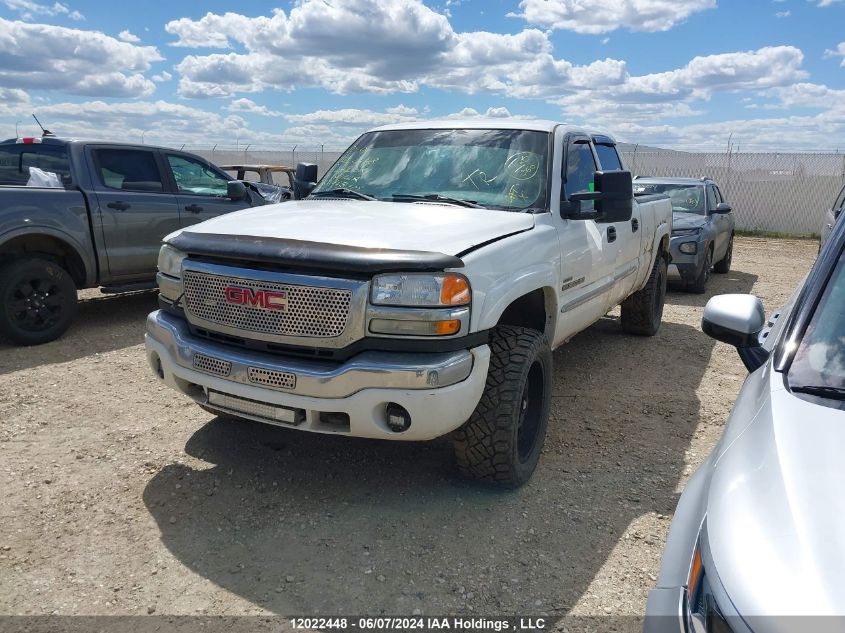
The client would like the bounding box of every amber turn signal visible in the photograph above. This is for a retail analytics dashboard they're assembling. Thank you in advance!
[440,275,471,306]
[435,319,461,335]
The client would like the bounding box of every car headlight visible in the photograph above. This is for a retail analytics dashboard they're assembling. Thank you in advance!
[672,228,702,237]
[371,273,471,307]
[679,242,698,255]
[157,244,187,278]
[686,544,737,633]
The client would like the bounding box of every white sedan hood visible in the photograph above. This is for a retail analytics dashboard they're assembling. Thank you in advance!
[176,199,535,257]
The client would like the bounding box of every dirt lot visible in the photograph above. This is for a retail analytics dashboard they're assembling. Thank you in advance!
[0,237,817,620]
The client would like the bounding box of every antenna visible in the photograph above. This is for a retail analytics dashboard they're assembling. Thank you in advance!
[32,114,54,137]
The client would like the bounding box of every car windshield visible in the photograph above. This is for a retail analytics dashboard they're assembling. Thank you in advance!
[634,183,705,215]
[311,128,549,211]
[788,254,845,395]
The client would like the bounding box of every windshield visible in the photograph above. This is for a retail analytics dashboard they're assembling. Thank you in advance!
[311,128,549,211]
[634,183,705,215]
[788,254,845,395]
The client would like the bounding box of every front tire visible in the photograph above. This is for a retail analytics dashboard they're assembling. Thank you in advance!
[621,254,667,336]
[687,246,713,294]
[452,325,552,489]
[0,258,78,345]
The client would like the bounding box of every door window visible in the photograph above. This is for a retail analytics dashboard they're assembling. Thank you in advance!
[94,149,164,192]
[706,185,719,211]
[565,141,596,193]
[167,155,229,197]
[594,144,623,171]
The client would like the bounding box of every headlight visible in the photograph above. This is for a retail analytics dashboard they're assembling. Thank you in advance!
[686,544,736,633]
[371,273,470,307]
[679,242,698,254]
[157,244,187,278]
[672,228,702,237]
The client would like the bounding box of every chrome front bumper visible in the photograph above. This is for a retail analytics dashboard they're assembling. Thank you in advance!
[146,309,475,398]
[144,310,491,440]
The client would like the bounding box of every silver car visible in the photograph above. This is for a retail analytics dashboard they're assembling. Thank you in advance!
[645,219,845,632]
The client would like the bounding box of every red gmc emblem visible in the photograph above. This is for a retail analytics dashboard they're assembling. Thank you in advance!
[224,286,288,311]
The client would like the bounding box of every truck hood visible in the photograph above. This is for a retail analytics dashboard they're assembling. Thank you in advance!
[172,199,535,257]
[672,211,707,231]
[706,378,845,617]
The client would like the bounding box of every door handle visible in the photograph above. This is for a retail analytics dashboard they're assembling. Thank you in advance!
[106,201,129,211]
[185,204,203,214]
[631,218,639,232]
[607,226,617,243]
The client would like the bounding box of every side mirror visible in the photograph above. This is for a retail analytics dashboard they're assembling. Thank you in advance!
[227,180,247,201]
[562,170,633,222]
[294,162,318,200]
[702,294,769,372]
[712,202,732,214]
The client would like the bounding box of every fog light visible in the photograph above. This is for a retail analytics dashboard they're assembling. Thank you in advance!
[385,403,412,433]
[679,241,698,254]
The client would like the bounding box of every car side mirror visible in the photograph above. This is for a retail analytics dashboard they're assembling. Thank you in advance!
[563,171,633,222]
[227,180,248,201]
[712,202,732,214]
[294,162,318,200]
[702,294,770,372]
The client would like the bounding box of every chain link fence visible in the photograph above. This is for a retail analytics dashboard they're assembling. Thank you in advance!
[622,149,845,236]
[182,144,845,237]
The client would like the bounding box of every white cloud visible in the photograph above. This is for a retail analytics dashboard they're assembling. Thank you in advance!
[775,10,791,17]
[825,42,845,65]
[165,1,804,120]
[7,99,288,145]
[816,0,844,6]
[2,0,83,21]
[511,0,715,34]
[118,29,140,42]
[0,18,163,97]
[226,97,284,117]
[151,71,172,82]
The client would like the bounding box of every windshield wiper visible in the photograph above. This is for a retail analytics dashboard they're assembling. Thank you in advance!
[791,385,845,400]
[310,188,378,201]
[392,193,485,209]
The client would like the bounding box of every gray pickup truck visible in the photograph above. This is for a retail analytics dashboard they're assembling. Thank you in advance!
[0,135,261,345]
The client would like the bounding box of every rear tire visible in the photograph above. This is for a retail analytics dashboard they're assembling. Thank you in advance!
[621,254,667,336]
[452,325,552,489]
[0,258,77,345]
[713,235,733,274]
[687,246,713,294]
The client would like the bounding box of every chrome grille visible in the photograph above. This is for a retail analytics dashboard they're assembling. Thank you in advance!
[193,352,231,377]
[247,367,297,390]
[183,271,352,338]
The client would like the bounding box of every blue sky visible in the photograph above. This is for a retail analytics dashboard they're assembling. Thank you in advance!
[1,0,844,150]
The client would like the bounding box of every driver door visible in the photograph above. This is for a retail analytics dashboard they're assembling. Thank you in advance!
[553,136,609,344]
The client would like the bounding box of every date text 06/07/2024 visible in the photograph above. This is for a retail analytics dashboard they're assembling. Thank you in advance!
[289,617,548,631]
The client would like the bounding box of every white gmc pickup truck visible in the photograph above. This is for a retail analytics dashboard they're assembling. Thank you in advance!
[145,120,672,487]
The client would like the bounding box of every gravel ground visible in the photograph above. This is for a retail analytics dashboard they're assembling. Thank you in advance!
[0,237,817,621]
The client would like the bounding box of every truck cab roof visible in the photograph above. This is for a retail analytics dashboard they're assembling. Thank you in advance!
[368,118,616,143]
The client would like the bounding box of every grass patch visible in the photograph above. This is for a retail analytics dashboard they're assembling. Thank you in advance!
[736,229,820,241]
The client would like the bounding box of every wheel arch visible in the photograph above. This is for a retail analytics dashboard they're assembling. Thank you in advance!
[0,232,89,287]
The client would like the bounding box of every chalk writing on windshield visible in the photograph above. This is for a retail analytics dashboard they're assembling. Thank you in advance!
[505,152,540,181]
[461,169,498,190]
